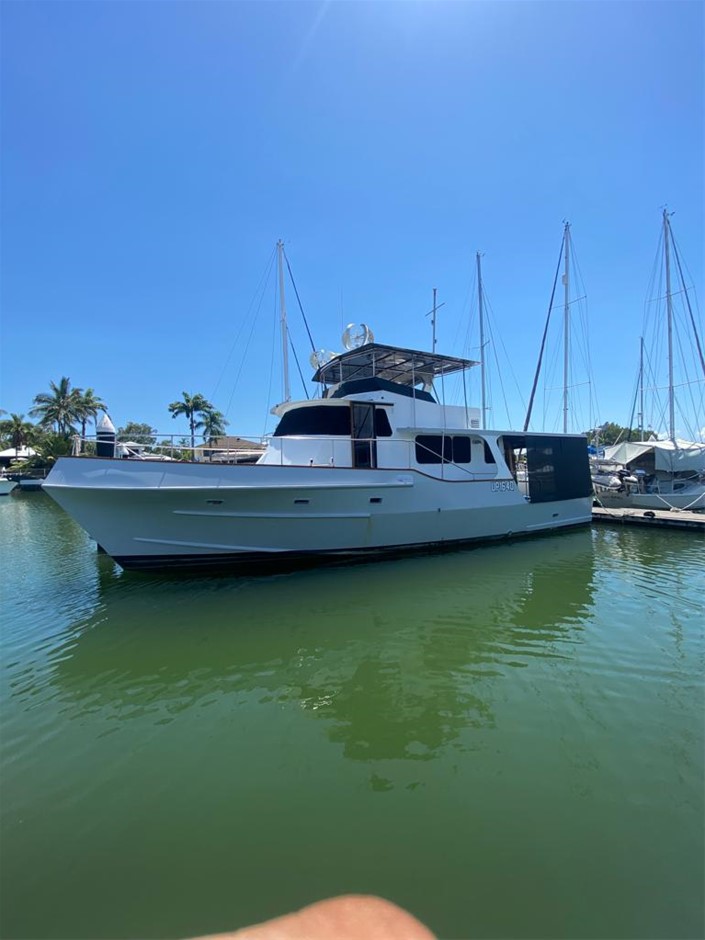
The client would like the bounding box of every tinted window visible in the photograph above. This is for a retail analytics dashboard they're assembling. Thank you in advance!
[528,445,557,500]
[416,436,472,464]
[483,441,496,464]
[522,435,592,503]
[416,436,450,464]
[375,408,393,437]
[273,406,351,437]
[452,437,471,464]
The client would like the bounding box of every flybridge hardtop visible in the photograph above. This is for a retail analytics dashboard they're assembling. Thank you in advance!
[312,342,478,388]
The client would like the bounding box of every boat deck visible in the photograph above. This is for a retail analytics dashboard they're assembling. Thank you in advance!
[592,505,704,532]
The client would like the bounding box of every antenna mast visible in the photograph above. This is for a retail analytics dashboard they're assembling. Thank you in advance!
[663,209,675,441]
[638,335,645,440]
[277,239,290,403]
[432,288,437,352]
[425,290,444,354]
[562,221,571,434]
[476,252,487,429]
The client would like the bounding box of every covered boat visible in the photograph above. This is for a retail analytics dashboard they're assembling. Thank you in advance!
[596,439,705,510]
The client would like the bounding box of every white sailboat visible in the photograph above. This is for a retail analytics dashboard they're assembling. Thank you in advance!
[43,243,594,573]
[597,210,705,511]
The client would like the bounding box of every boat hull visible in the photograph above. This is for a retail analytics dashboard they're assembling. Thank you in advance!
[44,457,593,572]
[595,488,705,512]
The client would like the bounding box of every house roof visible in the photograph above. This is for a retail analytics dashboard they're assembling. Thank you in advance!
[195,436,265,452]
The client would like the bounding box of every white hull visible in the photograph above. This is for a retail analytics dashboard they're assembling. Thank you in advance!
[595,486,705,512]
[44,457,592,571]
[0,478,17,496]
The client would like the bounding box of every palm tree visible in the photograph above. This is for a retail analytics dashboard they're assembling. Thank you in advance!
[30,377,84,436]
[0,413,35,456]
[167,392,212,453]
[76,388,108,439]
[200,409,229,442]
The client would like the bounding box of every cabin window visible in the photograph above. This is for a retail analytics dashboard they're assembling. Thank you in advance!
[451,437,471,464]
[274,404,392,439]
[273,406,351,437]
[415,435,472,464]
[483,441,496,465]
[528,445,558,500]
[374,408,393,437]
[415,436,448,464]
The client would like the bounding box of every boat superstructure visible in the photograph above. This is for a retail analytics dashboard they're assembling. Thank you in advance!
[44,340,593,572]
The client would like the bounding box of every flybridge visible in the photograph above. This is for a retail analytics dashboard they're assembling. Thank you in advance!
[312,343,479,388]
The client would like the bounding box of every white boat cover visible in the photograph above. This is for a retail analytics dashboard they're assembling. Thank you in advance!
[604,439,705,472]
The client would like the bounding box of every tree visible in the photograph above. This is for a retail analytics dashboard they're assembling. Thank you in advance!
[76,388,107,438]
[200,409,229,442]
[0,413,36,455]
[30,377,84,436]
[24,430,74,468]
[167,392,212,453]
[583,422,645,447]
[117,422,157,447]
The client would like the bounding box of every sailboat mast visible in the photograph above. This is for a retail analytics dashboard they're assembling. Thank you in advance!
[663,209,675,441]
[432,288,437,353]
[562,222,571,434]
[638,335,645,439]
[277,240,291,403]
[476,251,487,430]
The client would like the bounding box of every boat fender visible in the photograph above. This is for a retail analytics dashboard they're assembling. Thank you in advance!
[643,511,656,519]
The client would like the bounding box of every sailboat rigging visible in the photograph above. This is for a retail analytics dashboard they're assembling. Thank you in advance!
[598,209,705,511]
[476,252,488,430]
[524,222,595,435]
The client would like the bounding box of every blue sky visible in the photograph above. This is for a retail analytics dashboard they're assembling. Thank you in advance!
[1,0,703,441]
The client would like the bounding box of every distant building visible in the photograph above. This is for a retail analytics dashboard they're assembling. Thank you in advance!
[0,446,37,467]
[194,436,265,464]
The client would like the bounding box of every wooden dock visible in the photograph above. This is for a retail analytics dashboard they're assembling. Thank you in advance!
[592,505,705,532]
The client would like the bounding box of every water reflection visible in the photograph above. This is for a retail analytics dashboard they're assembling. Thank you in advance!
[48,530,597,764]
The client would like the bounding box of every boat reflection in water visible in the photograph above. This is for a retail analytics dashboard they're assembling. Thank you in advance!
[8,514,703,940]
[51,529,597,771]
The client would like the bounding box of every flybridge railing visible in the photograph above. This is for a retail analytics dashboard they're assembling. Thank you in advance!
[73,433,267,463]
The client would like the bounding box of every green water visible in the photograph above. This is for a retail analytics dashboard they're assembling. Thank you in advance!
[1,492,703,939]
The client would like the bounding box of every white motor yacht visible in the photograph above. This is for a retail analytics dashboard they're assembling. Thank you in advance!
[44,341,594,572]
